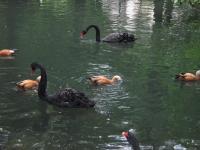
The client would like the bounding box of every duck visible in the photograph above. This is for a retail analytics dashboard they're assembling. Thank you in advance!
[80,25,136,43]
[175,70,200,81]
[88,75,122,85]
[122,129,140,150]
[31,62,95,108]
[16,76,41,90]
[0,49,17,57]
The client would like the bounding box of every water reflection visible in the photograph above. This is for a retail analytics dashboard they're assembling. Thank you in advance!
[0,128,10,149]
[101,0,154,32]
[153,0,174,24]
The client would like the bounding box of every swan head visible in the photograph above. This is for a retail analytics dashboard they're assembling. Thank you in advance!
[80,30,87,39]
[112,75,122,83]
[196,70,200,77]
[36,76,41,82]
[122,129,139,148]
[31,62,41,74]
[122,131,129,138]
[122,129,135,139]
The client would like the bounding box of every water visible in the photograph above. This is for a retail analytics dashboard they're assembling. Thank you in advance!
[0,0,200,149]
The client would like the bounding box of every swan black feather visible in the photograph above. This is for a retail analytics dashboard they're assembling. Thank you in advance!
[31,62,95,108]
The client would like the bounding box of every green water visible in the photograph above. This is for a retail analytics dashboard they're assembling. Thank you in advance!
[0,0,200,149]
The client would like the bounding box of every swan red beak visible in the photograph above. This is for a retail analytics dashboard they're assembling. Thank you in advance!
[80,32,85,39]
[122,131,128,138]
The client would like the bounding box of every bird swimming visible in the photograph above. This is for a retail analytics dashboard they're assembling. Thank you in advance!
[0,49,17,57]
[80,25,136,43]
[88,75,122,85]
[31,62,95,108]
[175,70,200,81]
[16,76,41,90]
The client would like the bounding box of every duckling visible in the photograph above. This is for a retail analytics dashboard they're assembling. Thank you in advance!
[16,76,41,90]
[0,49,17,57]
[88,75,122,85]
[175,70,200,81]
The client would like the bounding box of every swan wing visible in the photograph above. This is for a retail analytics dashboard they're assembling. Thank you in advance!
[102,33,121,42]
[49,88,95,108]
[102,33,134,42]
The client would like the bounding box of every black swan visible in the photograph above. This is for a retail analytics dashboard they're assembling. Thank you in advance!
[31,62,95,108]
[80,25,136,43]
[122,129,140,150]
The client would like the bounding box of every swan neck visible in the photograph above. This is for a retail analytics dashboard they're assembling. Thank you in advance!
[37,64,48,99]
[130,137,140,150]
[87,25,101,42]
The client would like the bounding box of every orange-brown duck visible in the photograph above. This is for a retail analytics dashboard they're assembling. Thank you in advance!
[0,49,17,56]
[88,75,122,85]
[16,76,41,90]
[175,70,200,81]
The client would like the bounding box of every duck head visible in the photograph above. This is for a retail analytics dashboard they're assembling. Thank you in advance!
[112,75,122,83]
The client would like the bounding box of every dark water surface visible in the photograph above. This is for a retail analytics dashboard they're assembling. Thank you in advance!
[0,0,200,149]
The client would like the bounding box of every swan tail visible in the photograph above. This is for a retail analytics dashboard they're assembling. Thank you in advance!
[89,100,95,107]
[73,90,95,107]
[78,92,95,106]
[80,98,95,107]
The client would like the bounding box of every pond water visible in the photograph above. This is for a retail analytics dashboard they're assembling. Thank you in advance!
[0,0,200,149]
